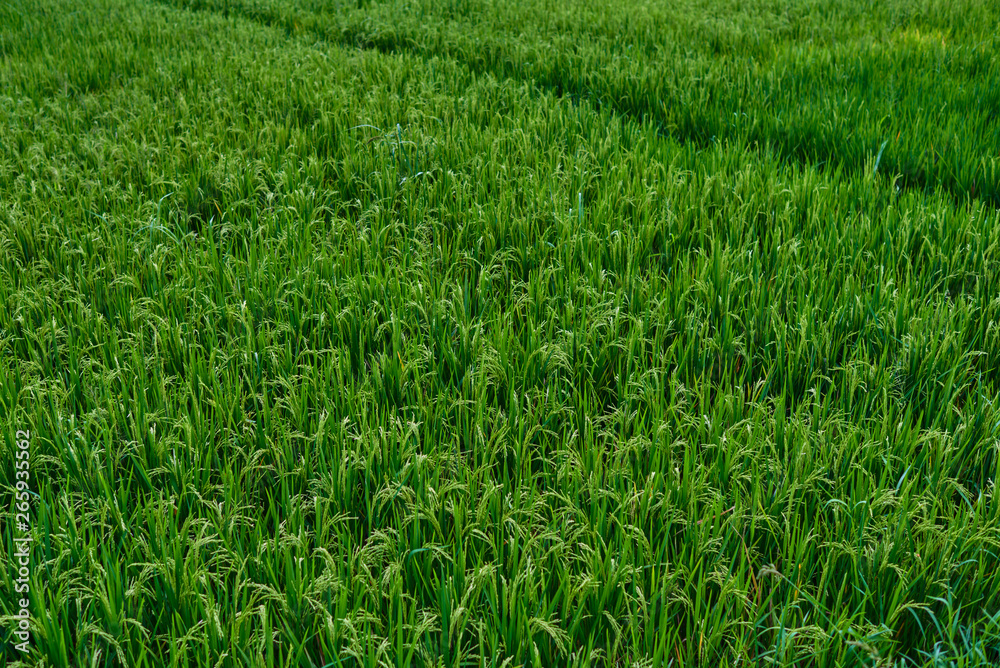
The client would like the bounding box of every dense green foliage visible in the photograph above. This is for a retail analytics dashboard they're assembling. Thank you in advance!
[1,0,999,666]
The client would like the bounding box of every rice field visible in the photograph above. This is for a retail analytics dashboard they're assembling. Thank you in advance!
[1,0,1000,665]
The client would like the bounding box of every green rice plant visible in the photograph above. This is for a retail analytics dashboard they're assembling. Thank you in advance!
[1,0,1000,666]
